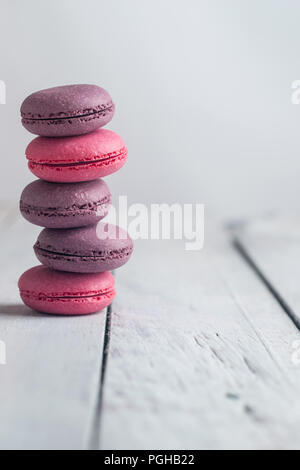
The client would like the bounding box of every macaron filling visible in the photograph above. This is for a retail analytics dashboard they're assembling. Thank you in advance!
[20,286,115,302]
[21,102,114,122]
[34,245,133,261]
[27,147,127,168]
[20,194,111,219]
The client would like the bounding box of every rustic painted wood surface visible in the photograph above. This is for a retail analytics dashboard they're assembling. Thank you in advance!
[232,216,300,329]
[0,208,106,450]
[100,229,300,450]
[1,209,300,449]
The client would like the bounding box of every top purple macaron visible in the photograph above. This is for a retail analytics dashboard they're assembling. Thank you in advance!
[21,84,115,137]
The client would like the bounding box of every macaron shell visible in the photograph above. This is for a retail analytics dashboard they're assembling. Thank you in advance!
[19,266,115,315]
[26,129,127,183]
[34,223,134,273]
[20,179,111,228]
[21,84,115,137]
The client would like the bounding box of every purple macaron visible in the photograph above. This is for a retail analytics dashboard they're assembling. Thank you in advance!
[34,223,133,273]
[20,179,111,229]
[21,84,115,137]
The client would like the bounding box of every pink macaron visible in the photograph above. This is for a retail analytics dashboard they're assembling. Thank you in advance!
[26,128,128,183]
[18,265,115,315]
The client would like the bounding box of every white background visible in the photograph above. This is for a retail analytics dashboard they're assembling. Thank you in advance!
[1,0,300,220]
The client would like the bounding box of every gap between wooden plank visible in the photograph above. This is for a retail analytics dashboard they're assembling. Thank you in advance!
[0,217,108,450]
[100,237,300,450]
[88,303,113,450]
[233,237,300,331]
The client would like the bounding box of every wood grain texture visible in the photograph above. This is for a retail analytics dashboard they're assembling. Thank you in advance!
[100,231,300,450]
[232,216,300,327]
[2,210,300,450]
[0,210,106,450]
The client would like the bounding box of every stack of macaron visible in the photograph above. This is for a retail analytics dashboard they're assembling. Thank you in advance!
[18,84,133,315]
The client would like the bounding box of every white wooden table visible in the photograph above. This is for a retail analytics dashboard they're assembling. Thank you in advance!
[1,207,300,450]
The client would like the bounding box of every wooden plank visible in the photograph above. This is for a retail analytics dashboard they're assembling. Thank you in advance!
[3,212,300,450]
[100,233,300,450]
[0,214,106,450]
[233,216,300,327]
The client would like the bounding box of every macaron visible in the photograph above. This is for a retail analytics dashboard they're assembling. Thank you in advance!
[26,129,128,183]
[20,179,111,229]
[34,223,133,273]
[21,84,115,137]
[19,266,115,315]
